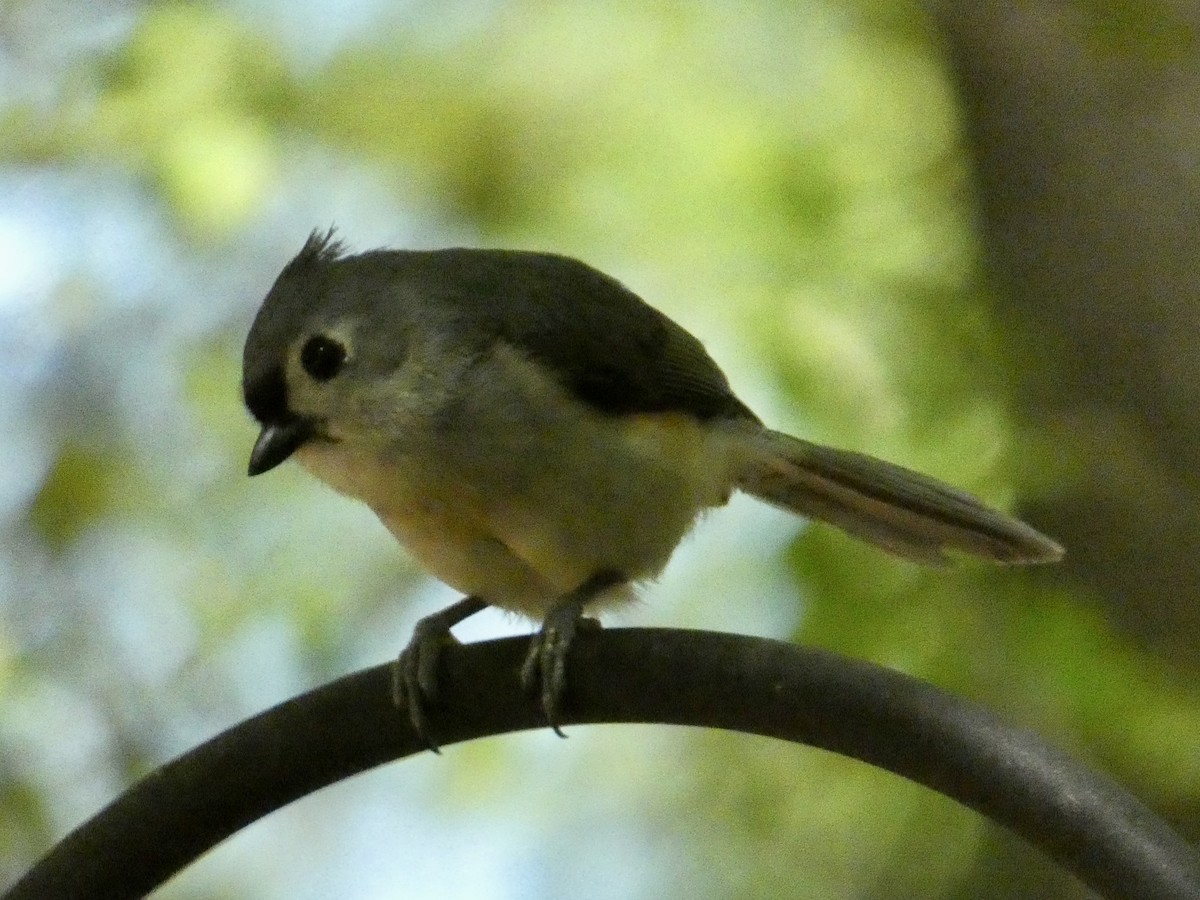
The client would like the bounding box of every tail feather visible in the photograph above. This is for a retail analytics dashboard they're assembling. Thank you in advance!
[736,431,1063,565]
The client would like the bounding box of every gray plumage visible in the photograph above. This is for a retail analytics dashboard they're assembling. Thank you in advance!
[244,229,1062,585]
[242,229,1063,744]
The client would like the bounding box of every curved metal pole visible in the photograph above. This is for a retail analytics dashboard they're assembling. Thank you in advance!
[5,629,1198,899]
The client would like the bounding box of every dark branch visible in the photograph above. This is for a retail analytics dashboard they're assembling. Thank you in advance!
[5,629,1198,900]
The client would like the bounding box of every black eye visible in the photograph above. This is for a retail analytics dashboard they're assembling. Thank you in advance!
[300,335,347,382]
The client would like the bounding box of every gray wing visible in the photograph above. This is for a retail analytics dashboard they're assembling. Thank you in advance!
[414,249,760,423]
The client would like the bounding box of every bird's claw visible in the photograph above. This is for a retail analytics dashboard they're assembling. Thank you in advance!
[390,596,486,753]
[392,621,458,753]
[520,609,600,737]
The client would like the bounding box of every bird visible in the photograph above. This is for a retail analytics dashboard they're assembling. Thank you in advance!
[242,229,1062,749]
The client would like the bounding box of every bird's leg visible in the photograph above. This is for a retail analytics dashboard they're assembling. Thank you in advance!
[520,569,626,736]
[393,595,488,752]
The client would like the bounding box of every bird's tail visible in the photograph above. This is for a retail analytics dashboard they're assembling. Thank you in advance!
[735,430,1063,565]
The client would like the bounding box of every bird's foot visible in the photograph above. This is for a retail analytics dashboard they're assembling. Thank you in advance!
[520,570,624,736]
[520,607,601,736]
[392,596,486,752]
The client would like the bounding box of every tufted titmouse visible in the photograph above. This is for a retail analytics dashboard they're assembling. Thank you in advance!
[242,229,1062,747]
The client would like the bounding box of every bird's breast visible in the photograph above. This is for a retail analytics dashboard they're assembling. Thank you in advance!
[291,347,745,615]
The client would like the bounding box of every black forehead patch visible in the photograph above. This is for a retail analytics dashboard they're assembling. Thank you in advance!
[241,229,348,396]
[243,365,290,425]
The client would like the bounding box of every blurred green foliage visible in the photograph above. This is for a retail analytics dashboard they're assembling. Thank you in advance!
[1,0,1196,897]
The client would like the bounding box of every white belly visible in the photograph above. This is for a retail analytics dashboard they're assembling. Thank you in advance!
[294,346,742,617]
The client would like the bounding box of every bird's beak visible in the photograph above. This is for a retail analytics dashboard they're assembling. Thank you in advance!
[248,417,315,476]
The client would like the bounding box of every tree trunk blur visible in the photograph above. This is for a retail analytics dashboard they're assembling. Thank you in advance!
[927,0,1200,668]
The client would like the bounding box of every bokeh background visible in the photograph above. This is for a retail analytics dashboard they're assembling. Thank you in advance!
[3,0,1198,897]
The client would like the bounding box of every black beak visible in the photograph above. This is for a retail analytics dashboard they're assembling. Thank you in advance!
[248,418,315,476]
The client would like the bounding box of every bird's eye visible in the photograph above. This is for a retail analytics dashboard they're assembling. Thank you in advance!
[300,335,347,382]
